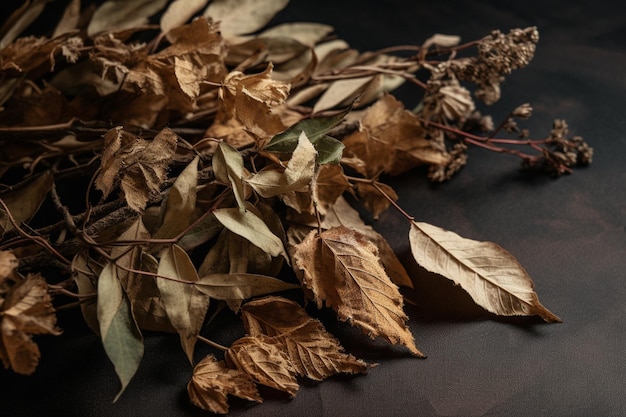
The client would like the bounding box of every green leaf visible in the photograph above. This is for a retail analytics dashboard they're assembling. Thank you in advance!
[178,212,221,251]
[154,156,199,239]
[213,205,287,259]
[156,244,210,363]
[213,143,246,211]
[97,262,144,402]
[195,273,299,304]
[264,108,348,163]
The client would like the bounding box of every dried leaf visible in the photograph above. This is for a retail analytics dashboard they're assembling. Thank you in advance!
[178,212,221,252]
[259,22,334,47]
[194,273,298,311]
[156,245,210,363]
[0,171,53,237]
[213,143,246,211]
[88,0,169,36]
[203,0,290,38]
[313,76,374,114]
[97,263,144,402]
[355,181,398,219]
[293,226,423,356]
[246,131,317,198]
[96,127,178,212]
[187,354,262,414]
[52,0,81,38]
[213,206,287,259]
[0,274,61,375]
[0,0,48,48]
[72,251,99,335]
[409,221,561,322]
[154,156,199,239]
[242,296,369,380]
[311,164,350,214]
[160,0,209,34]
[225,335,299,397]
[0,251,18,282]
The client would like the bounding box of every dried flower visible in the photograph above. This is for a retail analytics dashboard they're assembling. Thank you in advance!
[512,103,533,119]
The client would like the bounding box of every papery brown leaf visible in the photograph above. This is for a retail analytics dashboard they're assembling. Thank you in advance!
[225,334,299,397]
[311,164,350,215]
[0,274,61,375]
[188,354,262,414]
[342,94,449,177]
[95,127,177,212]
[203,0,290,38]
[292,226,423,356]
[313,76,374,114]
[0,0,47,48]
[242,296,369,380]
[409,221,561,322]
[219,64,290,140]
[213,143,247,211]
[52,0,81,37]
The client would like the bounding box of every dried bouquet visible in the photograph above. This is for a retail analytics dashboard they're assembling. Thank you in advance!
[0,0,591,414]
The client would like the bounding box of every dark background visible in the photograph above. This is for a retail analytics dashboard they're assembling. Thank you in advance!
[3,1,626,416]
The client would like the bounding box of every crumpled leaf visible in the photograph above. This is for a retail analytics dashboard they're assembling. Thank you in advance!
[156,244,210,363]
[95,127,178,212]
[97,263,144,402]
[213,205,287,259]
[342,94,449,177]
[354,181,398,219]
[409,221,561,322]
[88,0,169,36]
[225,334,299,397]
[0,251,18,284]
[187,354,263,414]
[292,226,423,356]
[246,131,317,198]
[0,274,61,375]
[203,0,290,38]
[242,296,369,380]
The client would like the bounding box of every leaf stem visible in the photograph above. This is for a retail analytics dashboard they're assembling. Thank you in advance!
[197,335,228,352]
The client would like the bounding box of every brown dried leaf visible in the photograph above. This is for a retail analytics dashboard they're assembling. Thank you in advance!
[342,94,449,177]
[52,0,81,37]
[0,0,47,48]
[0,274,61,375]
[311,164,350,215]
[0,251,18,284]
[292,226,423,356]
[225,334,299,397]
[156,245,210,363]
[409,221,561,322]
[242,296,369,380]
[0,171,52,237]
[96,127,177,212]
[188,354,262,414]
[354,181,398,219]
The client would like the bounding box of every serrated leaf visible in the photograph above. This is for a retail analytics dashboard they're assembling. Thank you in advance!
[242,296,369,380]
[213,206,287,259]
[409,221,561,322]
[292,226,423,356]
[97,263,144,402]
[154,156,199,239]
[225,335,299,397]
[156,245,210,363]
[213,143,246,211]
[188,354,262,414]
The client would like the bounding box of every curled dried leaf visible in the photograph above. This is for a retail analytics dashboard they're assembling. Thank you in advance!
[188,354,262,414]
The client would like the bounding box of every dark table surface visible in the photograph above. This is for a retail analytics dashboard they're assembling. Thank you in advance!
[4,1,626,416]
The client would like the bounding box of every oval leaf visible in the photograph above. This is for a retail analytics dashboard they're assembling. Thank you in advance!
[195,273,298,302]
[203,0,289,37]
[409,221,561,322]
